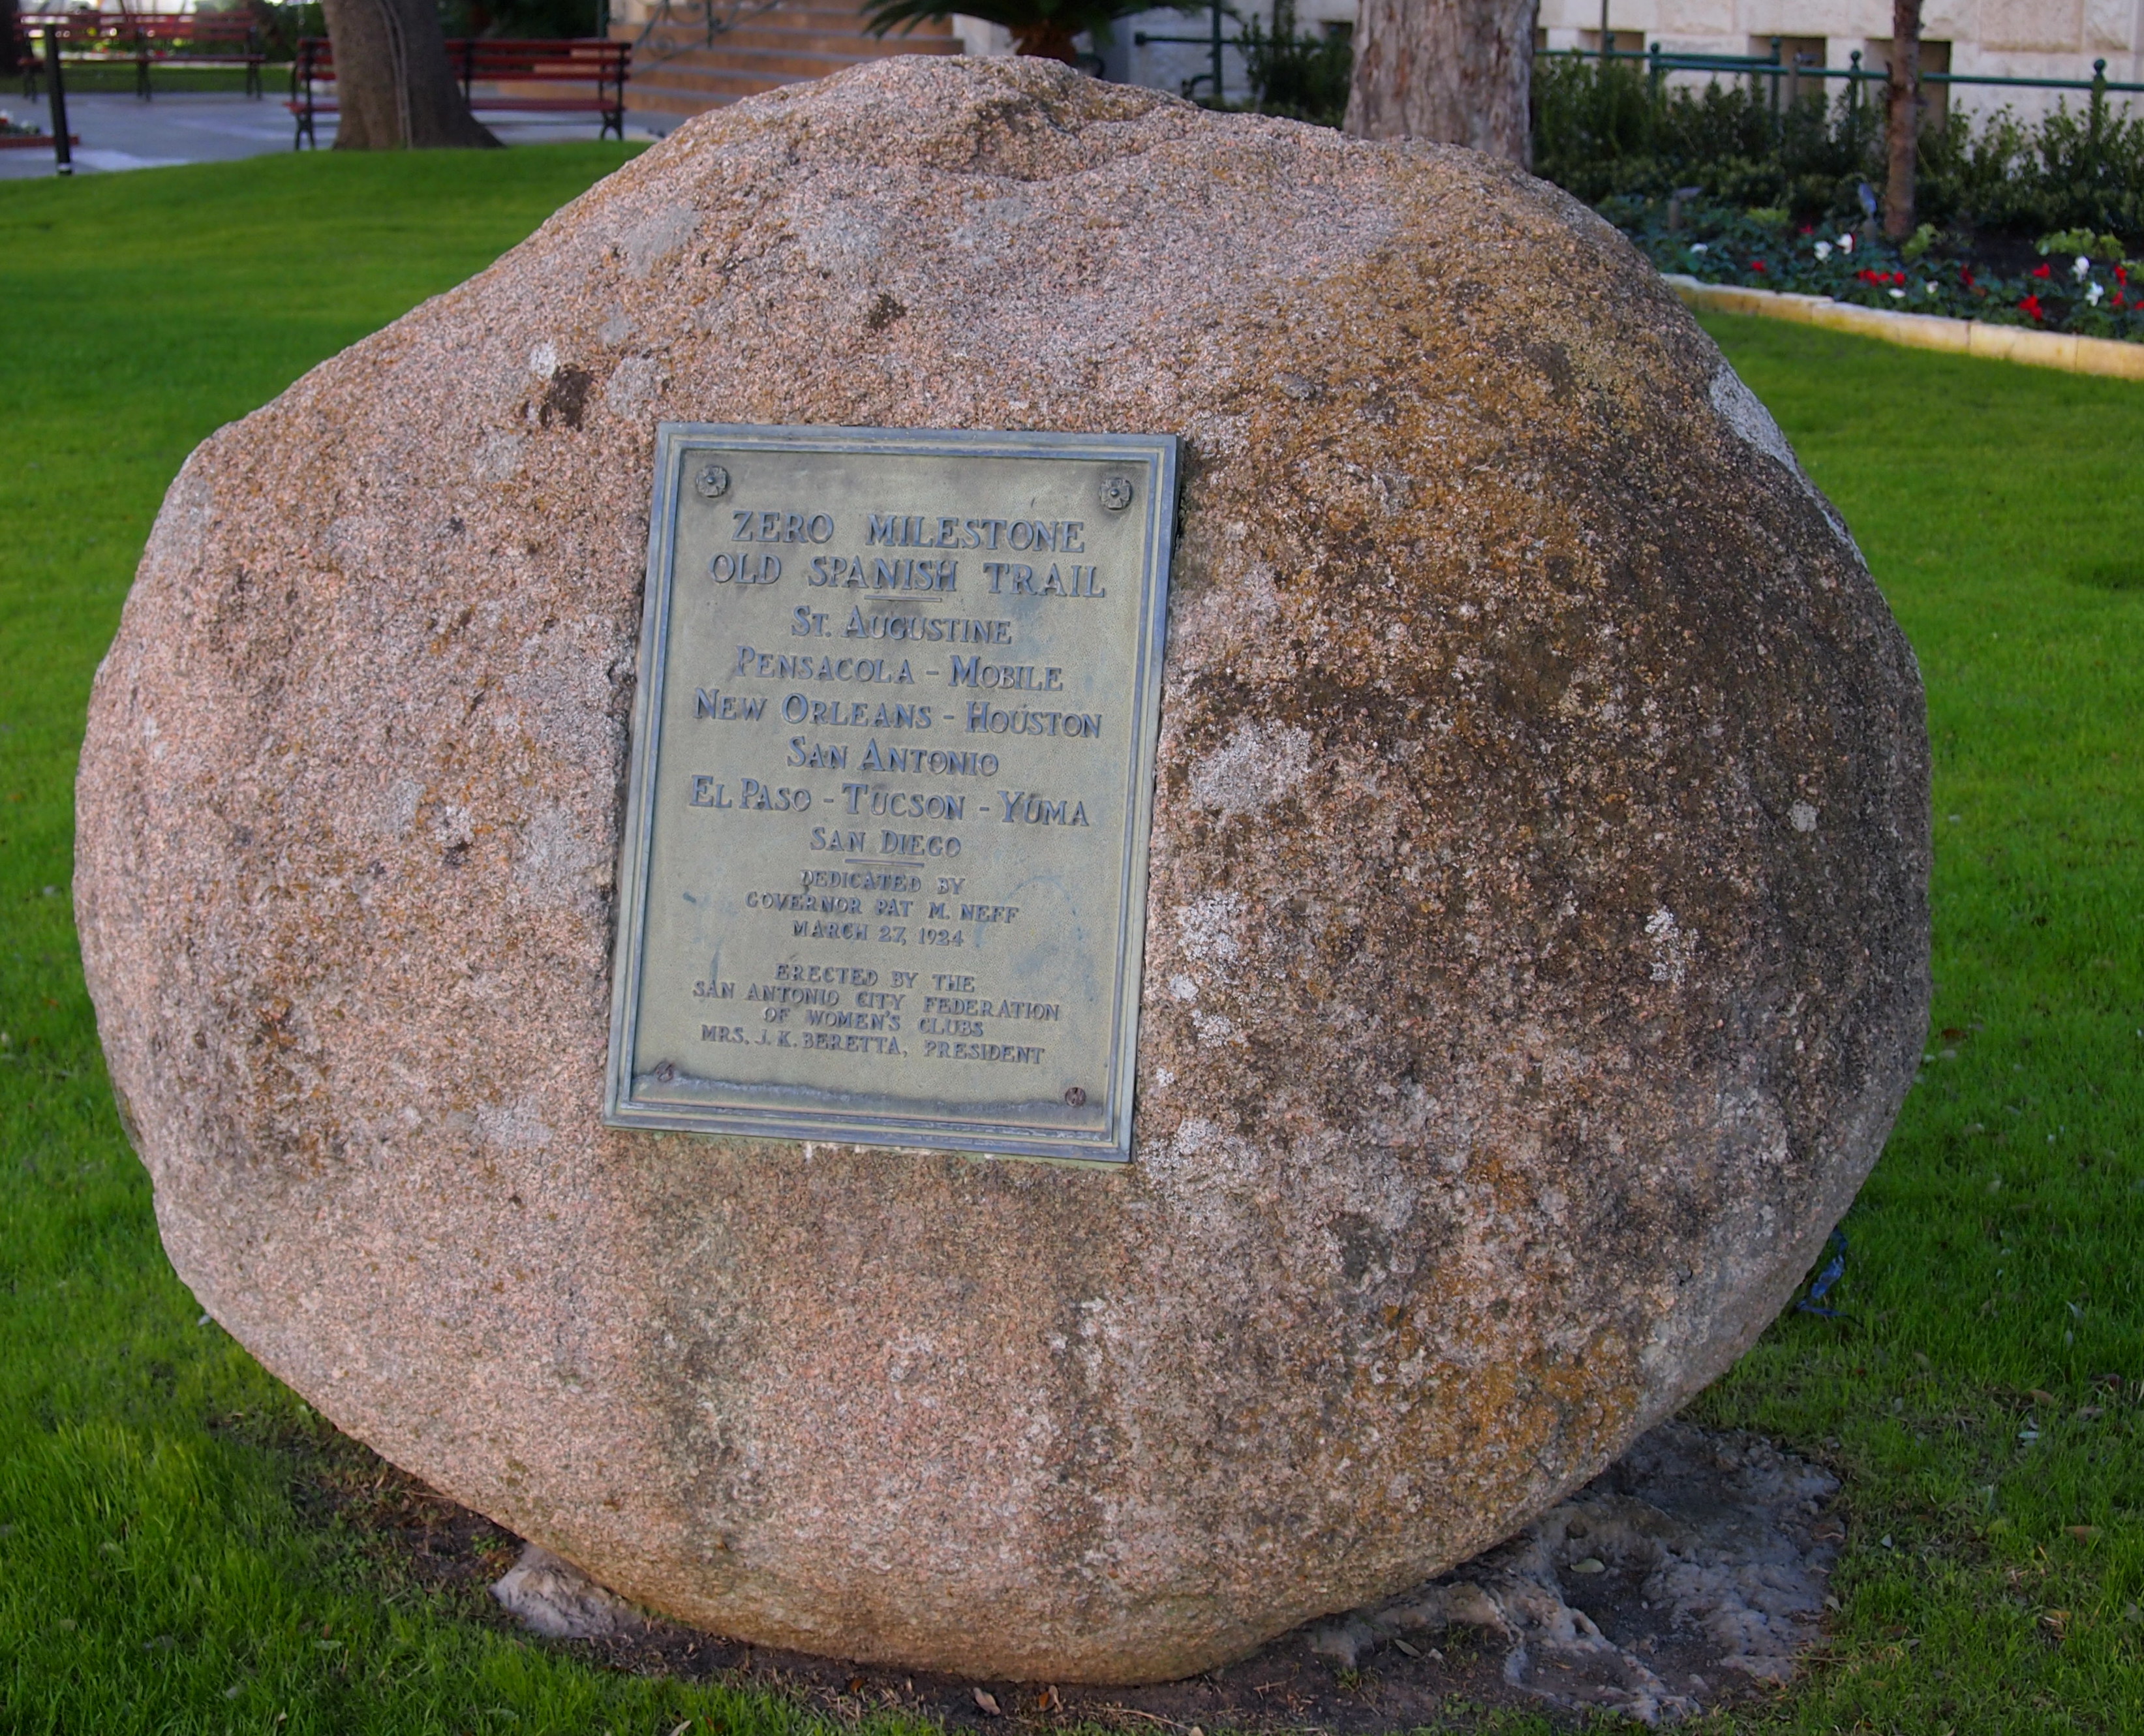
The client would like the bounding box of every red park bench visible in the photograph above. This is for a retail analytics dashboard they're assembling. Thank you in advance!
[14,10,266,100]
[290,37,629,148]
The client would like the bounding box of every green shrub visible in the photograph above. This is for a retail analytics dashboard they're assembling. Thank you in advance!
[1916,99,2144,243]
[224,0,322,60]
[1238,0,1351,128]
[1531,54,1880,222]
[1532,54,2144,245]
[237,0,617,47]
[437,0,613,40]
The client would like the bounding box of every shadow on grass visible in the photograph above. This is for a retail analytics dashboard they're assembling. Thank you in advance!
[2070,559,2144,592]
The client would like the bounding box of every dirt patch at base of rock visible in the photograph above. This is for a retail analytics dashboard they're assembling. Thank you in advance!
[286,1410,1840,1728]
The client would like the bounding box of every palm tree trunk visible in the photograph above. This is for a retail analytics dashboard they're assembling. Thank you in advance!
[1011,21,1079,62]
[1345,0,1539,166]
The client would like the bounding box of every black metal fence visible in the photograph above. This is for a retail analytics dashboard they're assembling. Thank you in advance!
[1541,40,2144,118]
[1131,7,2144,120]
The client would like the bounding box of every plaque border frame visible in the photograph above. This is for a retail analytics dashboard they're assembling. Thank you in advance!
[603,423,1179,1165]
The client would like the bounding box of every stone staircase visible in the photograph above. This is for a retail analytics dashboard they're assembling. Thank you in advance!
[616,1,962,131]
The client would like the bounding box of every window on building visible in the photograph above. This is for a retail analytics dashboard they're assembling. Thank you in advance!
[1749,35,1827,106]
[1578,28,1646,58]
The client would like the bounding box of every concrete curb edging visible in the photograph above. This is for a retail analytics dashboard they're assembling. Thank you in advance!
[1664,273,2144,383]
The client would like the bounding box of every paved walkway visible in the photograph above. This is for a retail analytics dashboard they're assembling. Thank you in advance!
[0,89,636,179]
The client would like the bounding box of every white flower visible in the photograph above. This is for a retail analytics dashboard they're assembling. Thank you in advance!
[1889,287,1905,299]
[2074,255,2092,281]
[1689,242,1709,253]
[1841,232,1855,252]
[1813,240,1833,260]
[2088,281,2106,305]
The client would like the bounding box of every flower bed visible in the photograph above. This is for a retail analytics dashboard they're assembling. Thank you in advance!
[1601,197,2144,344]
[0,109,59,150]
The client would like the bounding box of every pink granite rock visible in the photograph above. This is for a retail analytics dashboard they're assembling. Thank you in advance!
[74,55,1927,1684]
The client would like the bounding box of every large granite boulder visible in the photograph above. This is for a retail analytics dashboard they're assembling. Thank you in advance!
[75,56,1927,1684]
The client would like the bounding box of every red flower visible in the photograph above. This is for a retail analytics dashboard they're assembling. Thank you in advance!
[2031,262,2052,279]
[2119,266,2130,284]
[1961,267,1975,286]
[1751,259,1767,273]
[2020,293,2044,321]
[1858,268,1881,284]
[1800,224,1814,235]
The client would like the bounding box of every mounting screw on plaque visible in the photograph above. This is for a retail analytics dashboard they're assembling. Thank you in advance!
[1100,477,1134,511]
[1063,1086,1086,1106]
[694,463,731,500]
[653,1061,677,1084]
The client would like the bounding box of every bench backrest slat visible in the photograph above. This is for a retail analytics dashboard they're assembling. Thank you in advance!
[287,35,626,146]
[15,12,261,49]
[296,36,629,80]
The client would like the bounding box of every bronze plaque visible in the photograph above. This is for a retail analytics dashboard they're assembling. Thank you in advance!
[604,425,1178,1163]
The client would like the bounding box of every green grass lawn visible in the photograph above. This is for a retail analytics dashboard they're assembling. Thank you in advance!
[21,65,288,95]
[1,150,2140,1733]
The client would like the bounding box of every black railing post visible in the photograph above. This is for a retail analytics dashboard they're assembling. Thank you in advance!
[2090,57,2107,172]
[43,26,71,175]
[1648,39,1662,101]
[292,40,313,149]
[1208,0,1225,107]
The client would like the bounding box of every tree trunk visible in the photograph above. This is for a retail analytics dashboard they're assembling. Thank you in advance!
[320,0,499,150]
[1345,0,1539,166]
[1882,0,1920,239]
